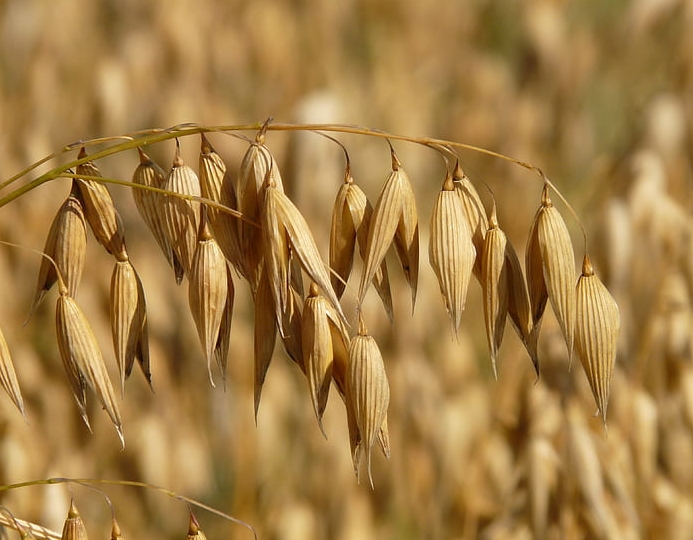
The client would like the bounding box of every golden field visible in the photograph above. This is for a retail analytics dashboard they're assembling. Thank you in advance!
[0,1,692,539]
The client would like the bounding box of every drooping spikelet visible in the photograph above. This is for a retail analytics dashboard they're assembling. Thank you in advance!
[429,169,476,336]
[31,182,87,314]
[186,513,208,540]
[131,148,183,283]
[329,170,393,320]
[264,183,347,328]
[253,265,277,421]
[60,499,88,540]
[199,134,243,274]
[575,254,620,425]
[75,147,127,261]
[505,241,539,375]
[359,149,418,313]
[56,283,123,445]
[236,140,284,290]
[481,204,509,379]
[528,183,576,362]
[189,212,229,386]
[161,144,201,279]
[452,161,487,280]
[0,324,25,418]
[347,314,390,488]
[110,258,150,395]
[302,282,335,434]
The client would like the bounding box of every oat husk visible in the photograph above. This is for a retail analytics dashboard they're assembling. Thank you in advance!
[481,206,509,379]
[359,150,418,313]
[330,172,393,320]
[214,264,235,384]
[0,324,25,418]
[132,148,183,283]
[60,500,87,540]
[161,147,201,279]
[56,288,123,445]
[253,265,277,421]
[236,142,284,289]
[452,161,487,279]
[528,184,576,362]
[264,184,347,327]
[575,254,620,425]
[189,214,229,386]
[429,170,476,336]
[302,283,335,434]
[31,182,87,315]
[347,315,390,488]
[199,134,244,274]
[110,258,150,395]
[505,240,539,375]
[75,147,127,261]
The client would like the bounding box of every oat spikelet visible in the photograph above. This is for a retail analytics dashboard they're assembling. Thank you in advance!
[75,147,127,261]
[330,177,358,299]
[56,287,123,445]
[505,241,539,375]
[186,513,208,540]
[110,518,123,540]
[0,324,25,418]
[302,282,334,435]
[31,182,87,314]
[189,213,229,386]
[481,204,509,379]
[359,150,418,312]
[132,148,183,283]
[265,184,347,327]
[236,142,283,289]
[60,500,88,540]
[535,184,577,362]
[199,134,244,274]
[429,170,476,336]
[453,161,487,280]
[261,182,292,337]
[347,314,390,488]
[162,145,201,279]
[214,264,235,384]
[110,258,150,395]
[253,265,277,421]
[575,254,620,425]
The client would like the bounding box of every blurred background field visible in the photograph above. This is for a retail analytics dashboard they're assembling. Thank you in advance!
[1,0,693,539]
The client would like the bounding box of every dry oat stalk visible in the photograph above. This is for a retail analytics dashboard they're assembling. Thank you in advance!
[131,148,183,283]
[347,314,390,488]
[530,183,576,362]
[264,184,347,327]
[481,204,509,378]
[75,147,127,262]
[31,183,87,314]
[575,254,620,425]
[505,241,539,375]
[60,500,87,540]
[56,285,123,445]
[189,213,230,386]
[253,265,277,421]
[0,324,25,418]
[199,134,244,274]
[359,149,418,313]
[429,169,476,336]
[161,145,201,278]
[452,161,487,279]
[110,258,150,395]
